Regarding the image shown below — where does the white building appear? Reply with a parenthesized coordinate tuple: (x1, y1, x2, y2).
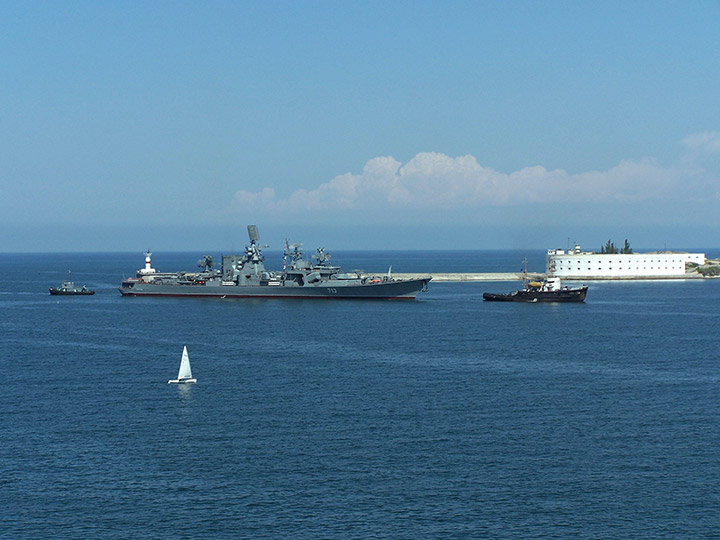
(546, 245, 705, 279)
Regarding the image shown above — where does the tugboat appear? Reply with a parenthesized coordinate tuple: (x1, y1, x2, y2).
(49, 271, 95, 296)
(119, 225, 431, 300)
(483, 259, 587, 303)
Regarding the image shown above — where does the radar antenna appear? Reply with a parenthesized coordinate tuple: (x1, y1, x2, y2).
(313, 247, 331, 266)
(283, 239, 303, 259)
(197, 255, 214, 272)
(283, 239, 303, 273)
(244, 225, 266, 264)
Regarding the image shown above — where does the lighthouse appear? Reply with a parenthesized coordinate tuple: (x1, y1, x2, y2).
(138, 250, 156, 275)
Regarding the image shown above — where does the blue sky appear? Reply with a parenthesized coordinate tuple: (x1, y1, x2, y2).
(2, 1, 719, 251)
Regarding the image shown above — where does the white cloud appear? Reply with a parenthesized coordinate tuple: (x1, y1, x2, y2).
(230, 150, 702, 217)
(682, 131, 720, 154)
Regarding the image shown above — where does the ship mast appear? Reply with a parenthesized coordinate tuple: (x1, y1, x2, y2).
(139, 250, 156, 275)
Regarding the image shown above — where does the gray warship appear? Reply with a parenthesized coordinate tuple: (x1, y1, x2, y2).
(118, 226, 430, 300)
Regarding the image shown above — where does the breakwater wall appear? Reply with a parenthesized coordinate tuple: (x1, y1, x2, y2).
(391, 272, 707, 282)
(392, 273, 543, 282)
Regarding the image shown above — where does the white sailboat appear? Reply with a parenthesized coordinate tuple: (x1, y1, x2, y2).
(168, 346, 197, 384)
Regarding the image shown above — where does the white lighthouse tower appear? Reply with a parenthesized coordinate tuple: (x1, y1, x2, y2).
(138, 250, 156, 275)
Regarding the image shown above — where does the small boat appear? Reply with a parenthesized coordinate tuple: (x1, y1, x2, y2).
(483, 259, 588, 303)
(168, 346, 197, 384)
(49, 271, 95, 296)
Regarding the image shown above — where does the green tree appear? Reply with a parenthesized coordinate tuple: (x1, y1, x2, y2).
(620, 239, 633, 254)
(600, 240, 617, 254)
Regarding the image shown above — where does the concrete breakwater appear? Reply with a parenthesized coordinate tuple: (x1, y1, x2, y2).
(390, 272, 706, 282)
(391, 272, 543, 282)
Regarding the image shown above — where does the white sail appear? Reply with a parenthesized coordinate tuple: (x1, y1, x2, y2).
(169, 345, 196, 384)
(177, 346, 193, 379)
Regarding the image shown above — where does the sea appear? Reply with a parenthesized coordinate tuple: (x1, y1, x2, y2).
(2, 250, 719, 539)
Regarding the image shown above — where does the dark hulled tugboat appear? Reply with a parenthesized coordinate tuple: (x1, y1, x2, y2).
(49, 271, 95, 296)
(483, 259, 587, 303)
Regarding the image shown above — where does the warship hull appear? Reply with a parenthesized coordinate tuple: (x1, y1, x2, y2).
(119, 278, 429, 300)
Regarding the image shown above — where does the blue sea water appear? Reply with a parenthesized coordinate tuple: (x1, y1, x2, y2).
(1, 251, 719, 539)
